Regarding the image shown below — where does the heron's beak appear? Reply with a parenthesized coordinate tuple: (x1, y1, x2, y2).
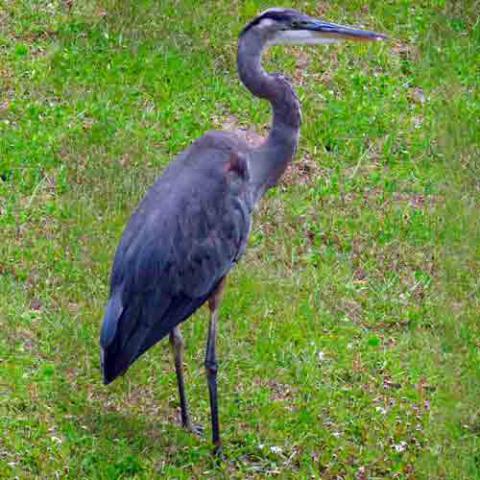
(303, 19, 387, 42)
(273, 19, 387, 46)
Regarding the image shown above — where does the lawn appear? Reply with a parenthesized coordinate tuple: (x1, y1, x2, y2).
(0, 1, 479, 478)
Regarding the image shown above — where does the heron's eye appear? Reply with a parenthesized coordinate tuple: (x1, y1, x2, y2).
(291, 20, 309, 29)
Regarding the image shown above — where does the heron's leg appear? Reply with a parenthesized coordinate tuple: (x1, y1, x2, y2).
(205, 278, 226, 454)
(169, 326, 194, 432)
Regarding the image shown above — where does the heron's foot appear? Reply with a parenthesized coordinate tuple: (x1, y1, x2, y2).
(212, 442, 226, 461)
(185, 422, 204, 437)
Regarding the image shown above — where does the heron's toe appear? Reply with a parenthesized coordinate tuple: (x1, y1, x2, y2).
(187, 423, 204, 437)
(212, 443, 226, 462)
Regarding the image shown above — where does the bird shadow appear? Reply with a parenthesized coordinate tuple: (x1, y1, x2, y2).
(82, 401, 200, 452)
(52, 374, 210, 466)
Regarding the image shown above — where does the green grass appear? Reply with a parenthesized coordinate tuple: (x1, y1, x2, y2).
(1, 1, 479, 478)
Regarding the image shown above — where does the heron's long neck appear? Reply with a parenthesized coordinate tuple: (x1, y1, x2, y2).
(237, 30, 301, 197)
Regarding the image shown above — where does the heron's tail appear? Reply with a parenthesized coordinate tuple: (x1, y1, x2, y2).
(100, 291, 126, 384)
(101, 346, 130, 385)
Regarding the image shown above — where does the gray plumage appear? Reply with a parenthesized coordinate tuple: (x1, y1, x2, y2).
(101, 133, 252, 382)
(99, 7, 385, 451)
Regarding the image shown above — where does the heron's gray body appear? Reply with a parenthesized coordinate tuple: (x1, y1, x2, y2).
(101, 132, 254, 383)
(99, 7, 385, 451)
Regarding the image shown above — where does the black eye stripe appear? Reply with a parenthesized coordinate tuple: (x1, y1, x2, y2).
(241, 9, 298, 34)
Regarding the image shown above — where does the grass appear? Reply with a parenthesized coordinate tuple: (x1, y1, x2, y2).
(0, 0, 479, 478)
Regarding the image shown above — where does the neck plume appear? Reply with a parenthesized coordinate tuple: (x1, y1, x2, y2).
(237, 29, 301, 196)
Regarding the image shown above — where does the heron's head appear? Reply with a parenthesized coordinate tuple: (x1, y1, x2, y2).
(242, 8, 386, 45)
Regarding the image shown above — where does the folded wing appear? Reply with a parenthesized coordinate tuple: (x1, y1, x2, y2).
(100, 134, 252, 384)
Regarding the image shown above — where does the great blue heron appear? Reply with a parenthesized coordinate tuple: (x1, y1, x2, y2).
(100, 8, 386, 453)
